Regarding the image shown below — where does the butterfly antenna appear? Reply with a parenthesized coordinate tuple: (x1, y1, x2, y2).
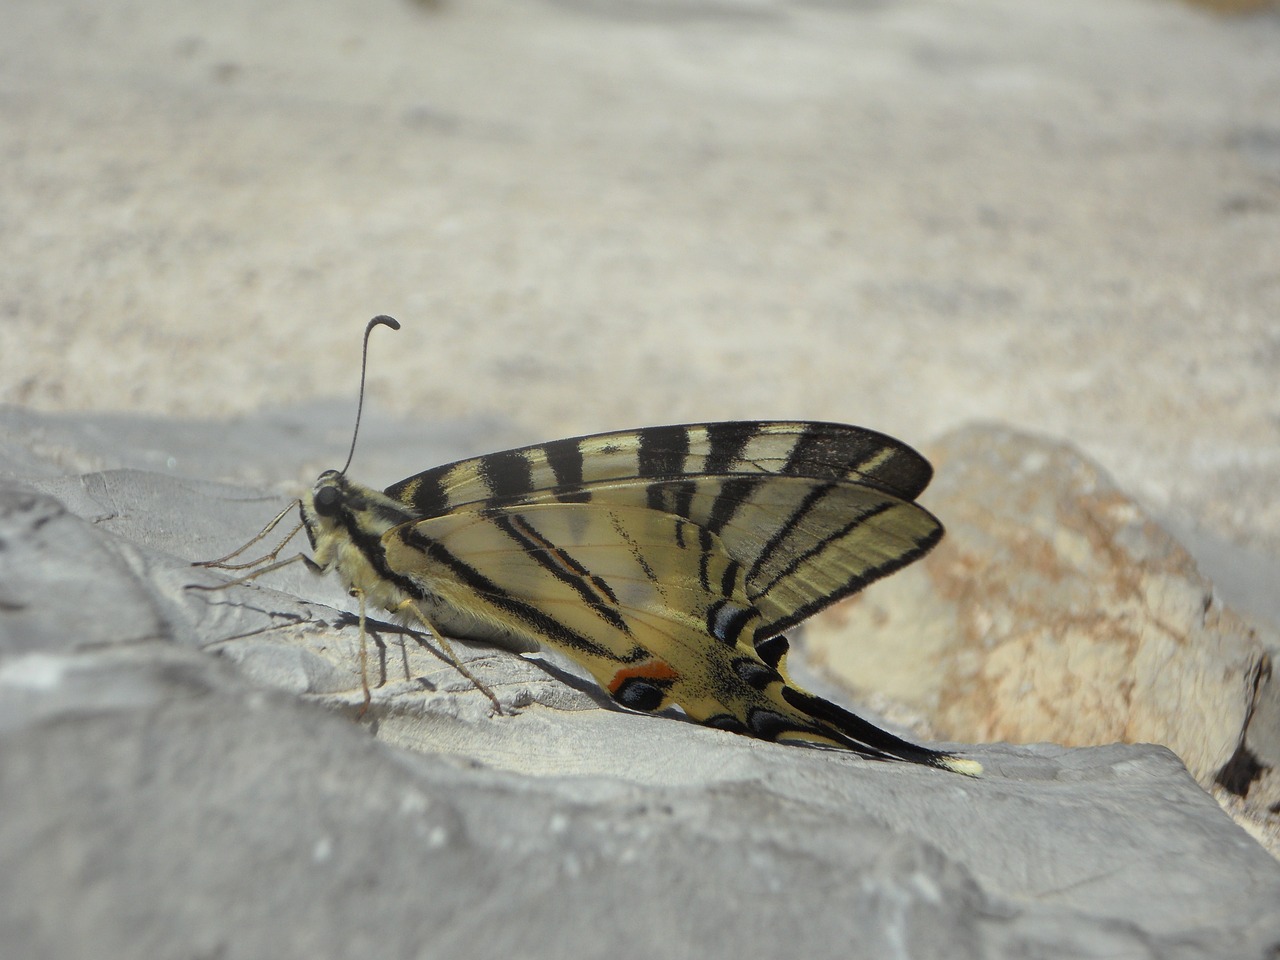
(339, 315, 401, 476)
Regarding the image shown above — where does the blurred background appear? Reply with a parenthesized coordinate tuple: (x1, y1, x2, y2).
(3, 0, 1278, 617)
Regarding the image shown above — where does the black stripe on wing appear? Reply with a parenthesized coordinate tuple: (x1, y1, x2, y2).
(780, 422, 933, 498)
(543, 437, 590, 503)
(754, 500, 899, 598)
(701, 421, 760, 473)
(704, 475, 762, 535)
(397, 526, 645, 664)
(638, 425, 690, 512)
(743, 481, 835, 586)
(755, 519, 943, 641)
(488, 512, 632, 637)
(477, 449, 535, 502)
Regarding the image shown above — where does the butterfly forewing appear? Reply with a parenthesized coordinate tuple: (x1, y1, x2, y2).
(385, 421, 935, 516)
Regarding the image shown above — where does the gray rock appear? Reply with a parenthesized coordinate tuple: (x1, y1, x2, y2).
(2, 408, 1279, 960)
(0, 480, 168, 656)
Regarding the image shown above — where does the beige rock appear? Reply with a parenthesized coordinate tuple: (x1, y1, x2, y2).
(807, 424, 1274, 794)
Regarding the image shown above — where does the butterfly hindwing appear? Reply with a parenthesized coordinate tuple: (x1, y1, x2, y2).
(379, 498, 956, 766)
(616, 473, 942, 640)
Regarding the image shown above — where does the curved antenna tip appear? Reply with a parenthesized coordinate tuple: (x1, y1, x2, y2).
(340, 316, 402, 475)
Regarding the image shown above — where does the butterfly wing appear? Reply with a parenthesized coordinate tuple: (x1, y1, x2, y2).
(386, 421, 934, 512)
(384, 421, 942, 641)
(380, 499, 963, 769)
(628, 473, 941, 641)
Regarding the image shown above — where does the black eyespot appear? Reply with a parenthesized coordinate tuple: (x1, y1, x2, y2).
(313, 485, 342, 517)
(612, 678, 668, 713)
(731, 657, 779, 691)
(702, 714, 749, 735)
(745, 708, 795, 742)
(754, 634, 789, 670)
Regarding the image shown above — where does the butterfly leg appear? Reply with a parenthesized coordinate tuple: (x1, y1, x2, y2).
(193, 501, 305, 570)
(353, 588, 373, 718)
(186, 551, 324, 591)
(392, 600, 504, 716)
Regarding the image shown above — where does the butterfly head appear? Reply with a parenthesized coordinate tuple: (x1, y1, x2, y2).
(310, 470, 345, 518)
(300, 470, 350, 551)
(301, 470, 416, 555)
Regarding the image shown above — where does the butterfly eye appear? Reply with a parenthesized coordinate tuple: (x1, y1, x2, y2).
(313, 486, 342, 517)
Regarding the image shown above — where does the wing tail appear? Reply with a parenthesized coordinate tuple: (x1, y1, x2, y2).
(694, 678, 981, 776)
(774, 684, 982, 776)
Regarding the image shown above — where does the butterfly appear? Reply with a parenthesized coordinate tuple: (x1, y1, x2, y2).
(197, 317, 980, 776)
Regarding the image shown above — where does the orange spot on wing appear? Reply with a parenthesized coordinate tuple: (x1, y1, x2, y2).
(607, 659, 680, 694)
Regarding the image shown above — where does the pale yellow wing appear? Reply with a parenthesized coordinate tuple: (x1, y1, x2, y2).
(384, 422, 942, 642)
(380, 499, 969, 771)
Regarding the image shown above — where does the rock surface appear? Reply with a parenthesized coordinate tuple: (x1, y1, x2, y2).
(4, 0, 1280, 955)
(3, 408, 1280, 960)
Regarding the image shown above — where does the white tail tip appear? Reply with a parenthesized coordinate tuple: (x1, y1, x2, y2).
(941, 756, 984, 777)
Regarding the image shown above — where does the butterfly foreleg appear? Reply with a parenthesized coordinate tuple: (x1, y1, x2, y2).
(351, 588, 376, 718)
(186, 550, 323, 592)
(392, 599, 504, 717)
(194, 501, 305, 570)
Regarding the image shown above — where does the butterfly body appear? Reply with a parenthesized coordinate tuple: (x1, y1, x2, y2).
(296, 421, 980, 776)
